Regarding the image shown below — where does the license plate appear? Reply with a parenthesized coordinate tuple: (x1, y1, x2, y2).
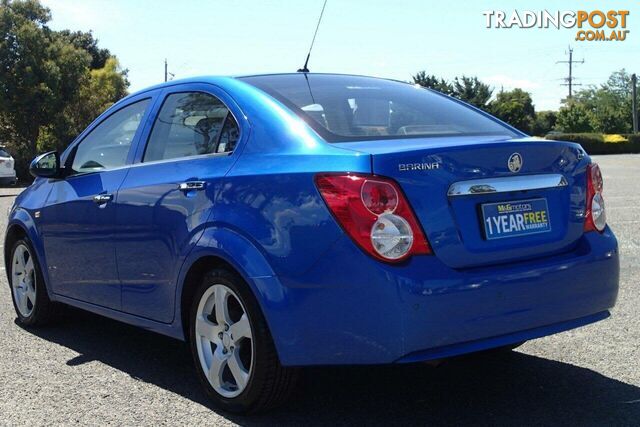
(481, 198, 551, 240)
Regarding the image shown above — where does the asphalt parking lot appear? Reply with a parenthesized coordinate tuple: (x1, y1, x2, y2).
(0, 154, 638, 426)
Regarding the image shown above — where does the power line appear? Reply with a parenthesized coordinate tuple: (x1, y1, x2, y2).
(556, 46, 584, 99)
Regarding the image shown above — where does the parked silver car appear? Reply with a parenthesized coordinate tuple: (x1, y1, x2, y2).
(0, 147, 16, 186)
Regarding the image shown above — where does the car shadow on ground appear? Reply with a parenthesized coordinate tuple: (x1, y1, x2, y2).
(19, 307, 640, 426)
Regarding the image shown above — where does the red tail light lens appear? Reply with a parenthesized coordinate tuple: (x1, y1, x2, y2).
(584, 163, 606, 233)
(361, 179, 398, 214)
(315, 173, 431, 262)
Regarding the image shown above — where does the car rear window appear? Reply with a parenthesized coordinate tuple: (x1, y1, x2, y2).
(0, 148, 10, 157)
(239, 74, 519, 142)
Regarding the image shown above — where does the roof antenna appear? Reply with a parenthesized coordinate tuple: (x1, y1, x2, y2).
(297, 0, 328, 73)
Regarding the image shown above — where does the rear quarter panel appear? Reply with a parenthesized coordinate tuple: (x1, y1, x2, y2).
(208, 78, 371, 278)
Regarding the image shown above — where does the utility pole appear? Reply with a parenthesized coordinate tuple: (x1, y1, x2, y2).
(633, 73, 638, 133)
(557, 47, 584, 99)
(163, 59, 175, 82)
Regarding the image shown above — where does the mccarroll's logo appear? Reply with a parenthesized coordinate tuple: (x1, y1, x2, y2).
(508, 153, 523, 173)
(483, 10, 630, 42)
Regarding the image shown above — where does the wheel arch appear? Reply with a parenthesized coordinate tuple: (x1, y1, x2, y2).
(175, 226, 283, 344)
(5, 211, 52, 298)
(4, 222, 27, 272)
(179, 254, 236, 339)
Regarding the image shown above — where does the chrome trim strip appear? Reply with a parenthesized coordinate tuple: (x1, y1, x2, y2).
(447, 174, 568, 197)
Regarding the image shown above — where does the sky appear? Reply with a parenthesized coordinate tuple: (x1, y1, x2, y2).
(40, 0, 640, 111)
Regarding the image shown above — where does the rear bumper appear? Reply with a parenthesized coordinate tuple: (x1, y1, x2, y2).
(264, 227, 619, 366)
(396, 310, 609, 363)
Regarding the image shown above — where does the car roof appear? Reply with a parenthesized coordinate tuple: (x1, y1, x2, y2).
(122, 73, 411, 100)
(235, 72, 409, 84)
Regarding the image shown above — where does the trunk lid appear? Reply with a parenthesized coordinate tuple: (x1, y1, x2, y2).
(336, 136, 588, 269)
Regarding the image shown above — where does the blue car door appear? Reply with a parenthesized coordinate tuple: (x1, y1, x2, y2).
(115, 84, 247, 322)
(39, 96, 154, 309)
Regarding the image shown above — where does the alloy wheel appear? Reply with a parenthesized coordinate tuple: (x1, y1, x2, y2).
(12, 243, 36, 317)
(195, 284, 254, 398)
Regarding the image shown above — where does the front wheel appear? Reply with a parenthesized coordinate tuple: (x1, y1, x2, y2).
(8, 238, 55, 326)
(189, 268, 298, 413)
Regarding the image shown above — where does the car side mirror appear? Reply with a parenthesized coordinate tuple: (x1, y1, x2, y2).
(29, 151, 61, 178)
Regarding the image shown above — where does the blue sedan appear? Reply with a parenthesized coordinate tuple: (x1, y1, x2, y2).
(5, 73, 618, 413)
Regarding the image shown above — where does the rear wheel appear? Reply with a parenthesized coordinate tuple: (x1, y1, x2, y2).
(8, 239, 55, 326)
(189, 268, 298, 413)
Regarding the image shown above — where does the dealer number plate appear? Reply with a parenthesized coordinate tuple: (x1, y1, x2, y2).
(481, 198, 551, 240)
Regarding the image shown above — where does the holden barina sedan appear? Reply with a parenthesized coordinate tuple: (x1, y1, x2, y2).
(6, 74, 618, 413)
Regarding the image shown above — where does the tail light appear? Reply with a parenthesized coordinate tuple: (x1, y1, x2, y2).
(584, 163, 606, 233)
(315, 173, 431, 262)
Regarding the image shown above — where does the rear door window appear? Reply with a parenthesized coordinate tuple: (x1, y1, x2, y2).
(143, 92, 239, 162)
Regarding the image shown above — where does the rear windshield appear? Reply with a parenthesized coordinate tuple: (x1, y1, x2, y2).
(0, 148, 10, 157)
(240, 74, 519, 142)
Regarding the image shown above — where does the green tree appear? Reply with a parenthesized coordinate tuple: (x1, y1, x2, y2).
(412, 70, 453, 95)
(488, 88, 535, 133)
(569, 69, 633, 133)
(412, 72, 493, 109)
(452, 76, 493, 109)
(0, 0, 129, 178)
(531, 110, 557, 136)
(604, 69, 632, 97)
(0, 0, 90, 176)
(556, 102, 594, 133)
(37, 56, 130, 153)
(59, 29, 112, 69)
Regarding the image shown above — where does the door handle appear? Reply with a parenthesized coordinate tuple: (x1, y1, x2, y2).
(93, 194, 113, 204)
(178, 181, 206, 191)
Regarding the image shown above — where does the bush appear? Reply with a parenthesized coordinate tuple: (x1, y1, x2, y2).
(625, 134, 640, 144)
(545, 133, 640, 154)
(545, 133, 603, 144)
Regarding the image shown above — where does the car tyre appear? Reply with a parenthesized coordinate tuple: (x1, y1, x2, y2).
(189, 268, 298, 413)
(8, 238, 55, 326)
